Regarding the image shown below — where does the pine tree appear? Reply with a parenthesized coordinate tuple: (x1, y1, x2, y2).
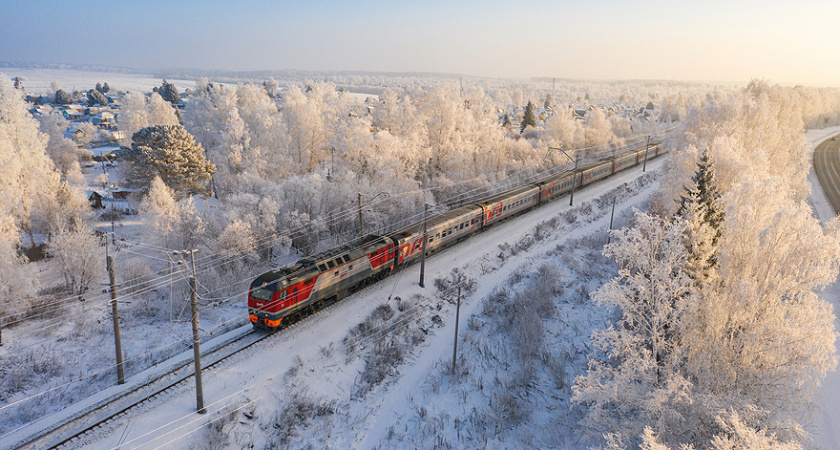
(676, 149, 724, 282)
(125, 125, 216, 198)
(95, 82, 103, 93)
(55, 89, 71, 105)
(520, 100, 536, 132)
(502, 114, 511, 129)
(101, 82, 110, 93)
(87, 89, 108, 106)
(158, 79, 181, 105)
(544, 94, 552, 109)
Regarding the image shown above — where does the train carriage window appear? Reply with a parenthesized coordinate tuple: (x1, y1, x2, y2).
(334, 271, 339, 276)
(292, 287, 298, 300)
(343, 255, 351, 263)
(349, 264, 353, 270)
(436, 233, 440, 240)
(459, 223, 464, 230)
(305, 278, 314, 285)
(327, 260, 336, 269)
(318, 264, 327, 272)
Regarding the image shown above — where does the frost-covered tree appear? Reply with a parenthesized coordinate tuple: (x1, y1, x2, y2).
(139, 176, 179, 248)
(38, 107, 83, 176)
(147, 92, 180, 126)
(584, 108, 614, 148)
(124, 125, 216, 197)
(684, 179, 840, 443)
(74, 122, 99, 147)
(47, 224, 103, 300)
(118, 91, 150, 146)
(0, 74, 59, 247)
(263, 77, 279, 98)
(0, 214, 39, 323)
(574, 212, 696, 446)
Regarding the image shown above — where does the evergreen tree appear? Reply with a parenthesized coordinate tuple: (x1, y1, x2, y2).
(101, 82, 110, 93)
(158, 79, 181, 104)
(13, 77, 23, 90)
(502, 114, 511, 129)
(544, 94, 552, 109)
(95, 82, 103, 93)
(87, 89, 108, 106)
(125, 125, 216, 198)
(676, 149, 724, 282)
(54, 89, 71, 105)
(520, 100, 536, 132)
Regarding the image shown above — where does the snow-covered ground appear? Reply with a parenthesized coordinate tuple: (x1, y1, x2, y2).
(804, 125, 840, 450)
(4, 128, 840, 449)
(1, 155, 665, 449)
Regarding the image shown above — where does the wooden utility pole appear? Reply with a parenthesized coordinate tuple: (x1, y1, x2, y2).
(451, 283, 462, 375)
(107, 241, 125, 384)
(419, 204, 429, 288)
(643, 135, 651, 172)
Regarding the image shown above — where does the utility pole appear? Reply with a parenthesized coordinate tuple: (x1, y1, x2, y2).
(607, 196, 616, 245)
(548, 147, 580, 206)
(107, 241, 125, 385)
(178, 249, 205, 414)
(643, 135, 651, 172)
(358, 192, 364, 236)
(451, 282, 462, 375)
(419, 204, 429, 288)
(570, 153, 580, 206)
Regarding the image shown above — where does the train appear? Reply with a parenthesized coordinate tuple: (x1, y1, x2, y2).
(248, 142, 663, 329)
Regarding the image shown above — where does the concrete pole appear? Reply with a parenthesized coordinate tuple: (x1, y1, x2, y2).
(187, 250, 205, 414)
(419, 204, 429, 288)
(108, 251, 125, 385)
(451, 283, 461, 375)
(570, 154, 580, 206)
(358, 193, 364, 236)
(607, 196, 616, 245)
(643, 135, 651, 172)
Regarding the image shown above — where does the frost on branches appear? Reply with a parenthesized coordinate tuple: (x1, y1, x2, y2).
(577, 82, 840, 449)
(123, 125, 216, 198)
(573, 211, 697, 445)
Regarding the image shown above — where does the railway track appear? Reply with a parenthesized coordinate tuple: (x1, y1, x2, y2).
(814, 134, 840, 215)
(12, 328, 271, 449)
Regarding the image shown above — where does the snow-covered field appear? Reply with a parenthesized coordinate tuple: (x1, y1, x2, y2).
(4, 68, 198, 95)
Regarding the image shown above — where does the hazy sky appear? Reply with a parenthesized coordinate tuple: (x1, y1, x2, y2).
(2, 0, 838, 86)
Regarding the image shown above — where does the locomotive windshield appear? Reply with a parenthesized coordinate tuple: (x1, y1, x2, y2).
(251, 288, 273, 301)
